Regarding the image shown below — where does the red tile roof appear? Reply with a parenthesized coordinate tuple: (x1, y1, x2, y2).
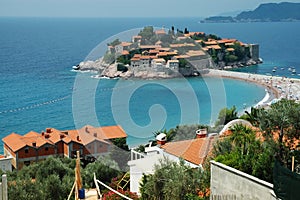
(155, 29, 166, 35)
(161, 136, 217, 165)
(3, 133, 26, 152)
(3, 125, 127, 153)
(139, 45, 161, 49)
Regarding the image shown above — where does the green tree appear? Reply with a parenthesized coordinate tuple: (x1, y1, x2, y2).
(83, 160, 120, 188)
(233, 42, 245, 61)
(140, 158, 206, 200)
(108, 39, 121, 47)
(213, 124, 275, 183)
(260, 99, 300, 164)
(138, 26, 155, 43)
(215, 106, 238, 126)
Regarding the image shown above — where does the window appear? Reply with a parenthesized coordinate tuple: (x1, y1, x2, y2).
(45, 147, 49, 151)
(25, 148, 29, 154)
(98, 144, 102, 148)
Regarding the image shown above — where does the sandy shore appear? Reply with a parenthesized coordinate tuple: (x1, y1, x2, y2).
(202, 69, 300, 108)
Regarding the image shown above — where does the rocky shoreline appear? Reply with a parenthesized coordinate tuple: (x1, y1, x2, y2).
(76, 57, 262, 80)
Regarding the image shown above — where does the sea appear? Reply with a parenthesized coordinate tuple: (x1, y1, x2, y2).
(0, 17, 300, 150)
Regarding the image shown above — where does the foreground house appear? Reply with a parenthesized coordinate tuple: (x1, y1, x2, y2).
(2, 125, 127, 170)
(128, 129, 217, 195)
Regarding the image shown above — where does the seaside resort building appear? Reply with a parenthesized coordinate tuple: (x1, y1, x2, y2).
(2, 125, 127, 170)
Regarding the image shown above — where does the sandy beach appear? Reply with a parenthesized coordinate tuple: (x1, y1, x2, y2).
(202, 69, 300, 108)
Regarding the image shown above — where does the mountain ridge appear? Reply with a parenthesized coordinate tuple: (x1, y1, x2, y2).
(202, 2, 300, 23)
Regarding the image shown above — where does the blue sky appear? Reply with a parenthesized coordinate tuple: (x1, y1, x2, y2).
(1, 0, 300, 18)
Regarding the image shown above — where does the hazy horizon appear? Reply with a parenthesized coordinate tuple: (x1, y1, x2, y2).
(1, 0, 300, 18)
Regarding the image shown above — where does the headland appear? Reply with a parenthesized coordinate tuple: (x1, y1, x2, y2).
(75, 26, 262, 79)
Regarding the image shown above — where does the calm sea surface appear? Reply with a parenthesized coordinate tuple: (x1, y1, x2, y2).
(0, 17, 299, 149)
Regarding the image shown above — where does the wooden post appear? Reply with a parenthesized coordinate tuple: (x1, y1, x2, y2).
(2, 175, 7, 200)
(292, 156, 295, 172)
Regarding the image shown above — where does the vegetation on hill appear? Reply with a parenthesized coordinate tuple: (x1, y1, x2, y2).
(2, 155, 135, 200)
(236, 2, 300, 22)
(203, 2, 300, 23)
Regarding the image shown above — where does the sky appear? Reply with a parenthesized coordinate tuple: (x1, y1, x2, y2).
(1, 0, 300, 18)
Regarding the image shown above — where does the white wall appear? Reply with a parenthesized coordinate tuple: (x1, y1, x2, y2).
(210, 161, 277, 200)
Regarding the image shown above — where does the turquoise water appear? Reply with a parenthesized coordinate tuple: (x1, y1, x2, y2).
(0, 18, 299, 149)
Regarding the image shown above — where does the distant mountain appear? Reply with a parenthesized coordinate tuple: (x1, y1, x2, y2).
(236, 2, 300, 22)
(201, 2, 300, 23)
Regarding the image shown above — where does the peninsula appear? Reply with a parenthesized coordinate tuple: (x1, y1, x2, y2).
(76, 26, 261, 79)
(202, 2, 300, 23)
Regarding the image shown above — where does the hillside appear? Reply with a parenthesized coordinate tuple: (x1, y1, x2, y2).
(236, 2, 300, 22)
(202, 2, 300, 23)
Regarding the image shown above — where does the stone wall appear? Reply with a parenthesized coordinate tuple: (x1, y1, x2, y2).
(210, 161, 278, 200)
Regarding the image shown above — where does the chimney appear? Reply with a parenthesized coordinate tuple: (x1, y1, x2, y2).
(45, 134, 50, 139)
(196, 128, 207, 138)
(77, 136, 80, 141)
(93, 133, 97, 137)
(41, 131, 45, 136)
(32, 142, 36, 147)
(46, 128, 51, 133)
(156, 133, 167, 145)
(85, 127, 89, 133)
(60, 134, 65, 139)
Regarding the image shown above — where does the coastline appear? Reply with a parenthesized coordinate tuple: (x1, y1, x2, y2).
(201, 69, 300, 108)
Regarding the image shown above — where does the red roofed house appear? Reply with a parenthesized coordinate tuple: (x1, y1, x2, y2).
(128, 129, 217, 195)
(2, 125, 127, 170)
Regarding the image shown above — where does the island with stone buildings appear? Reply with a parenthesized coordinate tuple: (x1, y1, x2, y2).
(76, 26, 261, 79)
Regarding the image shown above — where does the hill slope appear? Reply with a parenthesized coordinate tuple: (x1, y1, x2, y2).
(236, 2, 300, 21)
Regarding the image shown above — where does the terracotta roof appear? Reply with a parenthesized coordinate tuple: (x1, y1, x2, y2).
(158, 47, 171, 52)
(149, 49, 159, 54)
(204, 41, 218, 45)
(22, 131, 54, 147)
(2, 131, 55, 152)
(66, 127, 110, 146)
(121, 42, 132, 47)
(139, 45, 161, 49)
(122, 50, 129, 55)
(157, 52, 177, 57)
(225, 42, 235, 46)
(217, 39, 237, 44)
(195, 40, 203, 43)
(153, 58, 166, 63)
(81, 125, 127, 140)
(207, 45, 221, 50)
(133, 54, 141, 58)
(167, 60, 179, 63)
(155, 29, 166, 35)
(131, 57, 140, 61)
(44, 128, 71, 144)
(226, 48, 235, 52)
(161, 136, 217, 165)
(174, 55, 190, 59)
(133, 35, 142, 39)
(177, 36, 188, 40)
(186, 50, 206, 57)
(3, 125, 127, 153)
(3, 133, 26, 152)
(170, 43, 195, 48)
